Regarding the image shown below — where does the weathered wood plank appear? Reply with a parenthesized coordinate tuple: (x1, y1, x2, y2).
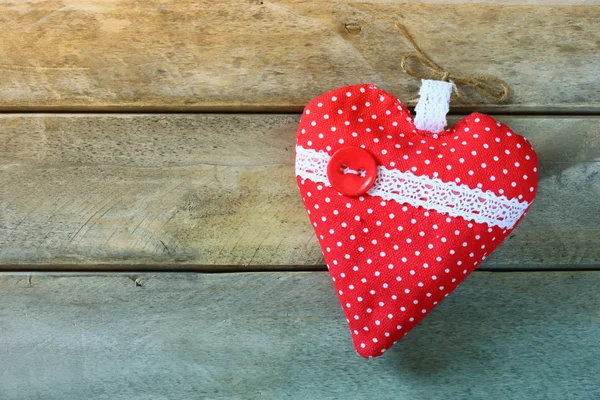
(0, 271, 598, 399)
(1, 114, 599, 270)
(0, 1, 598, 112)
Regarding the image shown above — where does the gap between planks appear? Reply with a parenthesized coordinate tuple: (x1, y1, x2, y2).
(1, 108, 600, 116)
(0, 264, 598, 273)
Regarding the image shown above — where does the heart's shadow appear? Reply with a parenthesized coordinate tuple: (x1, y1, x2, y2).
(380, 272, 588, 380)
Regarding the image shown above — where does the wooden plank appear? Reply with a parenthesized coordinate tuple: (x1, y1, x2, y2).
(0, 1, 598, 112)
(1, 114, 599, 270)
(0, 271, 598, 399)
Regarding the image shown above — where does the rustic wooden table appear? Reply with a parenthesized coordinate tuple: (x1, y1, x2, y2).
(1, 1, 599, 399)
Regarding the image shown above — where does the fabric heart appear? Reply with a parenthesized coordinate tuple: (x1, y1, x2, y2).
(295, 83, 538, 358)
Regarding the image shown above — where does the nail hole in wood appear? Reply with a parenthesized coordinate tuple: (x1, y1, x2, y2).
(344, 22, 362, 35)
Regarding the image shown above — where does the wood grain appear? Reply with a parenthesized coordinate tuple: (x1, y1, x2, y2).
(0, 1, 598, 112)
(0, 271, 598, 399)
(1, 114, 599, 270)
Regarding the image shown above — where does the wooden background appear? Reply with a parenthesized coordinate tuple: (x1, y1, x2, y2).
(0, 1, 599, 399)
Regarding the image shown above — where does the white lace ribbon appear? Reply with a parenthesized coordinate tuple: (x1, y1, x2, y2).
(296, 146, 529, 229)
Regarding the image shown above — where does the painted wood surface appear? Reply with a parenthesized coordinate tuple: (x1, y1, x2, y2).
(0, 1, 598, 112)
(0, 271, 598, 399)
(1, 114, 598, 270)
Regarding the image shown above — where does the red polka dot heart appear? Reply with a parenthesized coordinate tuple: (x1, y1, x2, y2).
(295, 83, 538, 358)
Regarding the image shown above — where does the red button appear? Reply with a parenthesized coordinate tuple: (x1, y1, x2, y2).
(327, 147, 378, 197)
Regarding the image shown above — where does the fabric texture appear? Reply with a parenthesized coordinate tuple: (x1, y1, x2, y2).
(295, 83, 538, 358)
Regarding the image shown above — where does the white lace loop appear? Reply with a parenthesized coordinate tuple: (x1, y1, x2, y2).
(414, 80, 453, 133)
(296, 146, 529, 229)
